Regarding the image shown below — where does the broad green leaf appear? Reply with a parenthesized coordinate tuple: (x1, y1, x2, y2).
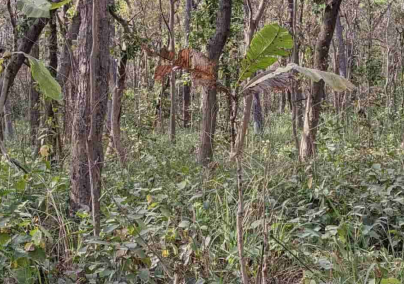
(24, 54, 62, 101)
(242, 63, 356, 94)
(0, 233, 11, 246)
(30, 228, 42, 246)
(17, 0, 51, 18)
(50, 0, 71, 10)
(240, 24, 293, 81)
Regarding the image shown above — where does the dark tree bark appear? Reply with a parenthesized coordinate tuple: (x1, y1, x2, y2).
(198, 0, 232, 165)
(169, 0, 176, 143)
(252, 92, 263, 134)
(70, 0, 110, 214)
(58, 7, 81, 145)
(57, 5, 81, 89)
(183, 0, 192, 128)
(111, 52, 128, 165)
(45, 11, 60, 161)
(300, 0, 343, 160)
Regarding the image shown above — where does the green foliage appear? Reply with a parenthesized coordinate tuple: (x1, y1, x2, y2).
(17, 0, 71, 18)
(24, 53, 62, 102)
(239, 24, 293, 82)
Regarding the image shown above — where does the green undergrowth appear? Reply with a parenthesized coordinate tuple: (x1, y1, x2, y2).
(1, 110, 404, 283)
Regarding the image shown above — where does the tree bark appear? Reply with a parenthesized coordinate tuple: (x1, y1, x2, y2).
(183, 0, 192, 128)
(70, 0, 110, 215)
(45, 10, 60, 161)
(299, 0, 342, 161)
(198, 0, 232, 165)
(253, 92, 263, 134)
(335, 15, 347, 113)
(169, 0, 176, 143)
(111, 52, 128, 165)
(59, 4, 81, 145)
(29, 43, 40, 147)
(3, 99, 13, 140)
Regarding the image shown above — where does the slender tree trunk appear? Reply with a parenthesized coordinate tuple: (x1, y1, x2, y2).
(58, 7, 81, 145)
(198, 0, 232, 165)
(335, 15, 347, 113)
(183, 0, 192, 128)
(45, 10, 60, 161)
(299, 0, 342, 161)
(253, 92, 263, 134)
(111, 52, 128, 165)
(30, 43, 40, 147)
(169, 0, 176, 143)
(3, 99, 13, 140)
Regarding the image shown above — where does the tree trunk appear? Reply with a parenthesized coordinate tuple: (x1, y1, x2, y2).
(45, 10, 60, 161)
(70, 0, 110, 215)
(58, 6, 81, 146)
(3, 99, 13, 140)
(299, 0, 342, 161)
(169, 0, 176, 143)
(111, 52, 128, 165)
(198, 0, 232, 165)
(29, 43, 40, 147)
(335, 15, 347, 113)
(253, 92, 263, 134)
(183, 0, 192, 128)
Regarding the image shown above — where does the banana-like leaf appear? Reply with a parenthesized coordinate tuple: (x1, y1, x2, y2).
(24, 54, 62, 101)
(17, 0, 52, 18)
(242, 63, 356, 95)
(239, 24, 293, 81)
(17, 0, 71, 18)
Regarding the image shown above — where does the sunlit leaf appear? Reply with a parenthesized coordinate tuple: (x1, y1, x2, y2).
(240, 24, 293, 81)
(24, 54, 62, 101)
(50, 0, 71, 10)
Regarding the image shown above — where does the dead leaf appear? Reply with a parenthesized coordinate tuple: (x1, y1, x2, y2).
(154, 65, 173, 81)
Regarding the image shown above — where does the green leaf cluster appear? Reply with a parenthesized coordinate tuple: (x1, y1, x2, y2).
(239, 24, 293, 81)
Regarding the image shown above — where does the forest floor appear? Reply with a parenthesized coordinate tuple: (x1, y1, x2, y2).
(1, 111, 404, 283)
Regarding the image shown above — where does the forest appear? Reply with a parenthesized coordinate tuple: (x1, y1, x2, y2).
(0, 0, 404, 283)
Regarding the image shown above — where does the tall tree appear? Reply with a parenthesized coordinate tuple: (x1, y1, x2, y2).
(198, 0, 232, 165)
(29, 44, 40, 147)
(169, 0, 176, 143)
(70, 0, 110, 217)
(299, 0, 343, 160)
(183, 0, 192, 128)
(45, 10, 60, 161)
